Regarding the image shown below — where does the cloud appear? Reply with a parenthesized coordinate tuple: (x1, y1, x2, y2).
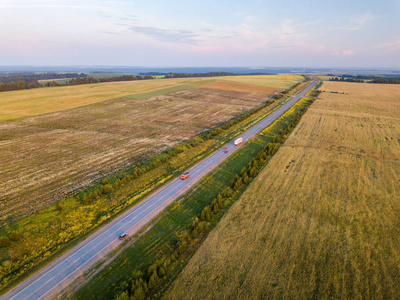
(342, 50, 355, 56)
(331, 50, 355, 56)
(129, 25, 200, 45)
(118, 14, 138, 22)
(99, 31, 125, 36)
(0, 2, 101, 10)
(270, 45, 294, 49)
(276, 19, 315, 42)
(334, 12, 376, 31)
(349, 13, 376, 30)
(375, 36, 400, 52)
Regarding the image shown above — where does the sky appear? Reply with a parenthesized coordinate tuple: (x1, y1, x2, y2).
(1, 0, 400, 68)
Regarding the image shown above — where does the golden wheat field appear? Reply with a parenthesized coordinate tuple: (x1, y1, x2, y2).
(164, 82, 400, 299)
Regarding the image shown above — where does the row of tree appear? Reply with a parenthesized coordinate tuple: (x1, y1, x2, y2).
(370, 77, 400, 84)
(0, 72, 89, 91)
(329, 75, 400, 84)
(163, 72, 234, 78)
(0, 81, 40, 92)
(0, 72, 86, 83)
(329, 76, 364, 82)
(0, 73, 155, 92)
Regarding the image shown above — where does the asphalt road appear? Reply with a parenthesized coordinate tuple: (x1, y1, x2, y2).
(3, 78, 317, 300)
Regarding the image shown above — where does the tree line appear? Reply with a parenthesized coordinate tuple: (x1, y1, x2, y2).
(0, 74, 155, 92)
(0, 72, 86, 83)
(329, 76, 364, 82)
(0, 81, 40, 92)
(0, 72, 88, 92)
(46, 75, 155, 86)
(163, 72, 273, 79)
(163, 72, 234, 78)
(329, 75, 400, 84)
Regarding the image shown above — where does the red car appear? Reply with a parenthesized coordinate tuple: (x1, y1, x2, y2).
(180, 172, 190, 180)
(118, 233, 128, 240)
(223, 146, 228, 153)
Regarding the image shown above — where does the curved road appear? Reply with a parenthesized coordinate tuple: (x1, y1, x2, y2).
(3, 78, 317, 300)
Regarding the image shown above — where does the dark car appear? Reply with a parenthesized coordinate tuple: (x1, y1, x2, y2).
(180, 172, 190, 180)
(118, 233, 128, 240)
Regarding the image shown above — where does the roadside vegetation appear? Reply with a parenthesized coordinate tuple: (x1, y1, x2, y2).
(0, 76, 307, 293)
(164, 81, 400, 299)
(73, 81, 318, 300)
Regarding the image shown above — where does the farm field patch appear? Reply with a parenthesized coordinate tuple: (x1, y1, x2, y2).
(316, 75, 334, 81)
(219, 74, 304, 89)
(165, 81, 400, 299)
(201, 80, 279, 94)
(38, 78, 73, 85)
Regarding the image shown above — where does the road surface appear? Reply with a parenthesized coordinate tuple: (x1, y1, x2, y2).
(3, 78, 317, 300)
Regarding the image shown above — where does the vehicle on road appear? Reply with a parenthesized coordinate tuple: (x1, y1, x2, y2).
(223, 146, 228, 153)
(180, 172, 190, 180)
(118, 233, 128, 240)
(234, 137, 243, 146)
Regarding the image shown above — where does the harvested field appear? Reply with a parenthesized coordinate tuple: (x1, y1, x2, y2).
(201, 80, 279, 94)
(165, 82, 400, 299)
(0, 86, 272, 220)
(220, 74, 305, 89)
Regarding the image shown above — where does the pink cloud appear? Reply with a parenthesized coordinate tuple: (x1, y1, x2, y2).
(331, 50, 355, 56)
(342, 50, 355, 56)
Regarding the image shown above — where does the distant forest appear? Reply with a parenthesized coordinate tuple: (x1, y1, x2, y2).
(0, 72, 86, 83)
(47, 75, 154, 86)
(164, 72, 235, 78)
(163, 72, 271, 78)
(0, 73, 154, 92)
(329, 75, 400, 84)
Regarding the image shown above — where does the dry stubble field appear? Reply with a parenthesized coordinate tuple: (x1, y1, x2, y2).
(0, 75, 303, 221)
(165, 82, 400, 299)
